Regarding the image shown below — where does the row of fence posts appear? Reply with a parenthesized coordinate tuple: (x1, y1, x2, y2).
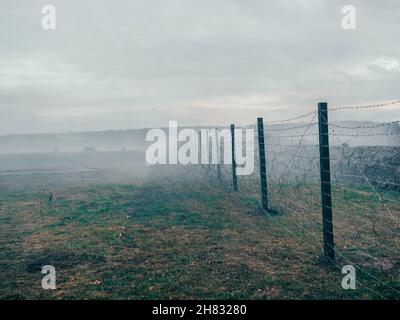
(204, 102, 335, 263)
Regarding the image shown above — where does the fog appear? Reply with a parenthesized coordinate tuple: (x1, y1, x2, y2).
(0, 1, 399, 184)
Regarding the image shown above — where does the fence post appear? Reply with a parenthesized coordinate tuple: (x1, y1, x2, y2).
(257, 118, 268, 211)
(216, 128, 222, 180)
(230, 124, 238, 191)
(318, 102, 335, 262)
(199, 130, 202, 165)
(208, 140, 211, 171)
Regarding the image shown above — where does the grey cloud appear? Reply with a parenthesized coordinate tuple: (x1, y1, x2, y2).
(0, 0, 399, 134)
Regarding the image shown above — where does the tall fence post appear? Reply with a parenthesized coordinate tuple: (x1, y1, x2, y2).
(318, 102, 335, 262)
(216, 128, 222, 180)
(230, 124, 238, 191)
(257, 118, 268, 211)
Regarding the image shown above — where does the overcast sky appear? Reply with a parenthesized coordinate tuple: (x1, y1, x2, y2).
(0, 0, 399, 134)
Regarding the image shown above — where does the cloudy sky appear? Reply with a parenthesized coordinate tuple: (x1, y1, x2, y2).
(0, 0, 399, 134)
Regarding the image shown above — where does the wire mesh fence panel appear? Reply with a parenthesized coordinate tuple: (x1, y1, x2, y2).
(224, 100, 399, 298)
(159, 100, 400, 299)
(325, 104, 400, 298)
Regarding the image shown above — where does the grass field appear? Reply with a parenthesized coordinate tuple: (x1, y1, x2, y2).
(0, 166, 399, 300)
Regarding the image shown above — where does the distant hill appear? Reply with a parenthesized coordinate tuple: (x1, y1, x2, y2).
(0, 121, 398, 154)
(0, 129, 148, 154)
(264, 120, 400, 147)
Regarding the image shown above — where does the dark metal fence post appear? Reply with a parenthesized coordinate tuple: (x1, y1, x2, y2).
(318, 102, 335, 262)
(257, 118, 268, 211)
(230, 124, 238, 191)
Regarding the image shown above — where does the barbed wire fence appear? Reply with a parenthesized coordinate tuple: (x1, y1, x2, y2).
(199, 99, 400, 299)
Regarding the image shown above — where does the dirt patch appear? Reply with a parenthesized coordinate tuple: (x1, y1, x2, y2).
(338, 250, 396, 271)
(360, 257, 395, 271)
(25, 249, 106, 273)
